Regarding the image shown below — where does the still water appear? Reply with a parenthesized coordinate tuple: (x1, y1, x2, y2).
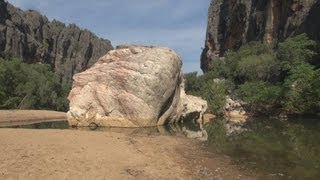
(205, 117, 320, 179)
(1, 117, 319, 179)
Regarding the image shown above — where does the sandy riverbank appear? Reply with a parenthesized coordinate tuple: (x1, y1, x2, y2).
(0, 110, 66, 126)
(0, 128, 255, 179)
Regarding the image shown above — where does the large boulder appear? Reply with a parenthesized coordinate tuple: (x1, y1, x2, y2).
(67, 45, 189, 127)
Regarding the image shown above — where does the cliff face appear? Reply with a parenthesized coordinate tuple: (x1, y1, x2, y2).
(201, 0, 320, 72)
(0, 0, 113, 84)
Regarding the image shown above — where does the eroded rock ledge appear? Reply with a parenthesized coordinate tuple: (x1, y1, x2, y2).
(67, 45, 207, 127)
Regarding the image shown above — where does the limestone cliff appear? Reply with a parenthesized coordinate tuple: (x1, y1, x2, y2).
(0, 0, 113, 84)
(201, 0, 320, 72)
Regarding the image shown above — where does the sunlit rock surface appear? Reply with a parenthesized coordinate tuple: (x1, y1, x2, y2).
(180, 94, 208, 124)
(67, 45, 207, 127)
(224, 96, 248, 121)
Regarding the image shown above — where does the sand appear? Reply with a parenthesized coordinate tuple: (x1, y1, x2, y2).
(0, 110, 256, 179)
(0, 128, 256, 180)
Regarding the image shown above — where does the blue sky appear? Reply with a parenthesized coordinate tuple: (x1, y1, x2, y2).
(7, 0, 210, 73)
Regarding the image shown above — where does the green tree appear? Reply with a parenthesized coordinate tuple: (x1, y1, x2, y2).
(184, 71, 229, 114)
(202, 80, 227, 114)
(0, 58, 70, 111)
(277, 33, 317, 72)
(236, 53, 279, 82)
(237, 81, 282, 113)
(184, 72, 203, 95)
(283, 63, 320, 114)
(210, 42, 276, 83)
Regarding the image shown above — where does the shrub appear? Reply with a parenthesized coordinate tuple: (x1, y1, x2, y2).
(210, 42, 277, 84)
(277, 33, 317, 72)
(283, 63, 320, 114)
(0, 58, 70, 111)
(184, 72, 204, 96)
(237, 81, 282, 113)
(184, 72, 229, 114)
(202, 80, 227, 114)
(236, 53, 279, 82)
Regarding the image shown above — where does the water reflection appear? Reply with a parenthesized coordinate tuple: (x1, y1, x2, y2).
(0, 120, 69, 129)
(0, 120, 206, 139)
(74, 122, 207, 140)
(205, 117, 320, 179)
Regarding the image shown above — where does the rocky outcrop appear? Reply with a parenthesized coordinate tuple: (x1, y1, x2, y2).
(224, 96, 248, 121)
(180, 94, 208, 124)
(201, 0, 320, 72)
(203, 114, 216, 124)
(68, 45, 205, 127)
(0, 0, 113, 84)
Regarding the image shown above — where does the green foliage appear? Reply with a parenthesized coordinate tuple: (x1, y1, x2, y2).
(0, 58, 70, 111)
(277, 33, 317, 72)
(203, 80, 227, 114)
(236, 53, 279, 82)
(184, 72, 229, 114)
(237, 81, 282, 106)
(184, 72, 203, 95)
(283, 63, 320, 114)
(188, 34, 319, 115)
(210, 42, 278, 83)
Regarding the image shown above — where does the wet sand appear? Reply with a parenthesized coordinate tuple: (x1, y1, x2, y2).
(0, 110, 66, 126)
(0, 128, 255, 179)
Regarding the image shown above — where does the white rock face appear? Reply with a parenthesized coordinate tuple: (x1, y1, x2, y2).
(180, 94, 208, 124)
(224, 96, 248, 121)
(67, 45, 206, 127)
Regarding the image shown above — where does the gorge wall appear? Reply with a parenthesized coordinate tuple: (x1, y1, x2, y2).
(201, 0, 320, 72)
(0, 0, 113, 84)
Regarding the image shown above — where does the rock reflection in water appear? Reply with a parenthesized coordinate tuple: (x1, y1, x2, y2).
(2, 119, 210, 141)
(75, 122, 208, 141)
(224, 119, 248, 135)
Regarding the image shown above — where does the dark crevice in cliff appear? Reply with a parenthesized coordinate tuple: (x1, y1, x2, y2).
(225, 3, 247, 50)
(305, 1, 320, 42)
(217, 1, 229, 55)
(246, 0, 268, 42)
(84, 42, 93, 70)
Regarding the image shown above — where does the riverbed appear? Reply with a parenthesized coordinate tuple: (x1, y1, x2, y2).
(1, 114, 319, 179)
(0, 127, 254, 179)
